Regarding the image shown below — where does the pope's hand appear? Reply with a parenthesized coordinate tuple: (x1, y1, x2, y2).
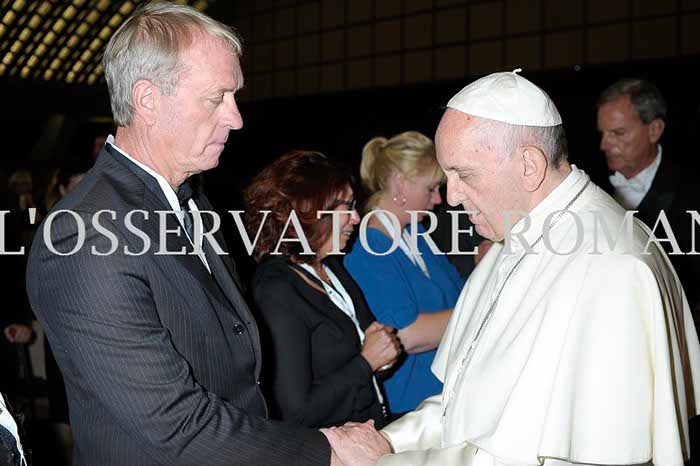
(321, 420, 391, 466)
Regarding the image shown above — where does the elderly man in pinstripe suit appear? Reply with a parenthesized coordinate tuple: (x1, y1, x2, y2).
(26, 3, 345, 465)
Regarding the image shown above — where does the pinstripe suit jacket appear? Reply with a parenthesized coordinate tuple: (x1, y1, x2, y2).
(26, 146, 330, 465)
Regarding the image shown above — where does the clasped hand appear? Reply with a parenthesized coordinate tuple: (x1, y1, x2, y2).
(361, 322, 402, 371)
(321, 419, 392, 466)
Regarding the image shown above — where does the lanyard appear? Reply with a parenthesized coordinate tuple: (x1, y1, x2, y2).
(374, 210, 431, 279)
(298, 263, 385, 405)
(299, 263, 362, 341)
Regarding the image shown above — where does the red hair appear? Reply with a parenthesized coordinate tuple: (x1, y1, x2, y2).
(243, 151, 354, 263)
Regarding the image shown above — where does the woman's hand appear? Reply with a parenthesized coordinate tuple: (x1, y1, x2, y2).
(361, 322, 402, 371)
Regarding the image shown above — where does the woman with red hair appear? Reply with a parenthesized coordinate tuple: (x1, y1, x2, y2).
(244, 151, 401, 429)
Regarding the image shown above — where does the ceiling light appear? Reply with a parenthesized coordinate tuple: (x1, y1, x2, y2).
(3, 10, 16, 25)
(62, 5, 77, 20)
(43, 68, 53, 80)
(96, 0, 110, 11)
(2, 52, 14, 65)
(52, 18, 66, 33)
(42, 31, 56, 45)
(37, 3, 50, 16)
(98, 26, 111, 40)
(108, 13, 122, 28)
(28, 14, 40, 29)
(119, 2, 134, 15)
(18, 27, 30, 41)
(85, 10, 99, 24)
(76, 23, 88, 36)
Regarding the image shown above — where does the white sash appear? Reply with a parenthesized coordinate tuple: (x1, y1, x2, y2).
(374, 210, 431, 279)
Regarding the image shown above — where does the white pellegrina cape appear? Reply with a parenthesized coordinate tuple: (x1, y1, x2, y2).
(381, 167, 700, 466)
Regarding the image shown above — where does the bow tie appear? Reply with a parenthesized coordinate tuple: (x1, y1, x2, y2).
(609, 172, 646, 194)
(176, 182, 193, 206)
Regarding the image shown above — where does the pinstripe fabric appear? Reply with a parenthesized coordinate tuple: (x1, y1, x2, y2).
(26, 148, 330, 466)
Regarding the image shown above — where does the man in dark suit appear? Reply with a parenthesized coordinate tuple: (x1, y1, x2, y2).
(26, 3, 338, 465)
(597, 78, 700, 312)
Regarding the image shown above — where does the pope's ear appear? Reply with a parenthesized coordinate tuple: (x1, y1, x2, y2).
(520, 146, 547, 192)
(131, 79, 158, 126)
(648, 118, 665, 145)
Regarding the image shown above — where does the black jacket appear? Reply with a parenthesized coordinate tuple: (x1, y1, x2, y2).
(252, 255, 386, 429)
(602, 152, 700, 308)
(26, 146, 330, 466)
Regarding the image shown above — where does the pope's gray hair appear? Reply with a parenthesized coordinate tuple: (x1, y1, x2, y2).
(471, 118, 569, 169)
(103, 1, 243, 127)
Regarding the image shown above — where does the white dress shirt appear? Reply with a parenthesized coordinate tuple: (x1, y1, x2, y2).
(609, 144, 662, 210)
(106, 135, 210, 273)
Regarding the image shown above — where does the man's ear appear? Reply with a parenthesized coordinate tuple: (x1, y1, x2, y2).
(648, 118, 665, 145)
(132, 79, 158, 126)
(520, 146, 547, 192)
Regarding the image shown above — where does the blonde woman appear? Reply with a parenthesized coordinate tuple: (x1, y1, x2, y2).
(345, 131, 463, 417)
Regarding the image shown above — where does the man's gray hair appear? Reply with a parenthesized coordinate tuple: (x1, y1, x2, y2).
(471, 118, 569, 169)
(597, 78, 667, 124)
(103, 1, 243, 127)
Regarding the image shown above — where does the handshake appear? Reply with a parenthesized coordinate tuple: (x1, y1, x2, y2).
(321, 419, 392, 466)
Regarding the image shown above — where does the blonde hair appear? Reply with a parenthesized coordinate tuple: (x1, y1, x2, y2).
(103, 1, 243, 126)
(360, 131, 444, 211)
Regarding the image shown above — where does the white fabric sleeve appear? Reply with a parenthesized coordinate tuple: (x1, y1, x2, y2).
(380, 394, 443, 453)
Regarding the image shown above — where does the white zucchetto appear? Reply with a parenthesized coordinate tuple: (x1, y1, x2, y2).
(447, 69, 562, 127)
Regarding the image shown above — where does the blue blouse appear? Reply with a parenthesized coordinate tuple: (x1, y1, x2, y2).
(344, 224, 464, 413)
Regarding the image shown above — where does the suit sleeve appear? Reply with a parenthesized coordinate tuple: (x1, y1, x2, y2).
(26, 212, 330, 466)
(254, 276, 374, 427)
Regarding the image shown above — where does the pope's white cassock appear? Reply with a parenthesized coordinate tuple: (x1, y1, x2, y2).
(380, 166, 700, 466)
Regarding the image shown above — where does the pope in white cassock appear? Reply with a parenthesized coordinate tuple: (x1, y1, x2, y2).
(323, 70, 700, 466)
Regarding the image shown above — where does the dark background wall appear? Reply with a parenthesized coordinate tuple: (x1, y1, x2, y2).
(0, 0, 699, 277)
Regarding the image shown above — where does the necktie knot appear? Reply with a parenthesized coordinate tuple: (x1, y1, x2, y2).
(176, 182, 193, 207)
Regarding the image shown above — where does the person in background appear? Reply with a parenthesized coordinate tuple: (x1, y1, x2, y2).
(245, 151, 401, 429)
(597, 78, 700, 314)
(345, 131, 463, 417)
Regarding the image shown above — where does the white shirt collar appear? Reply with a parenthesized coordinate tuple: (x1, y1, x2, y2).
(105, 134, 182, 215)
(608, 145, 662, 210)
(105, 135, 210, 272)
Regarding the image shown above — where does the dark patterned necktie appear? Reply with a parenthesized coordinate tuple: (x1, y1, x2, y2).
(176, 182, 194, 239)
